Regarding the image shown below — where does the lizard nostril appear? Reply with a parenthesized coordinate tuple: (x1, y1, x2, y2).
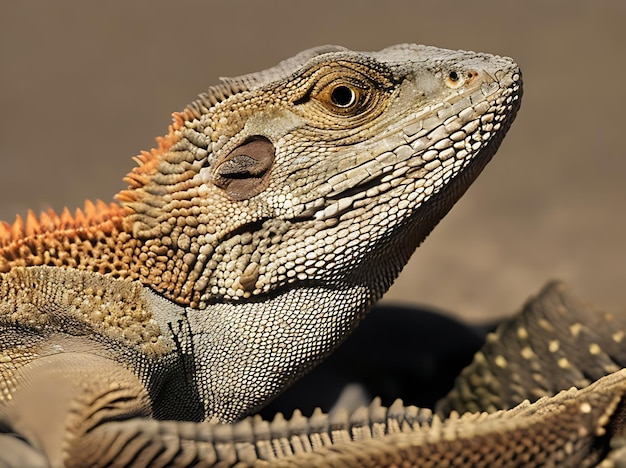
(445, 69, 479, 89)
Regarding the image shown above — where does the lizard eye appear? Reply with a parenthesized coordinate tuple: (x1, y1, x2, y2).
(330, 85, 358, 108)
(292, 63, 394, 126)
(316, 80, 368, 115)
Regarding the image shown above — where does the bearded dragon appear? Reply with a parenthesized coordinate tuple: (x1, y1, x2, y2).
(3, 44, 620, 467)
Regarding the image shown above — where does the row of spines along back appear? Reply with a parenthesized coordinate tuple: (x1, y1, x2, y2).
(0, 200, 128, 247)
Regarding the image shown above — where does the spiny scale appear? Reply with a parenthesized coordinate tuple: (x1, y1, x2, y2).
(117, 111, 190, 196)
(0, 106, 189, 250)
(0, 200, 128, 248)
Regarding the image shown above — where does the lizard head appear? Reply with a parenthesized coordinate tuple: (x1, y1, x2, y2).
(117, 45, 522, 309)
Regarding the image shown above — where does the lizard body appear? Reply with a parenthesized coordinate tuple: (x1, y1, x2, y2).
(4, 44, 622, 466)
(0, 43, 521, 421)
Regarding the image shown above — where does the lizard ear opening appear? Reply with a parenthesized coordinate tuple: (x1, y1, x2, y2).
(213, 136, 275, 201)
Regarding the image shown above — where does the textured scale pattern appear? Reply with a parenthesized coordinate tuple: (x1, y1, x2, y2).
(0, 201, 133, 276)
(437, 282, 626, 416)
(0, 44, 524, 427)
(0, 267, 168, 356)
(18, 45, 626, 468)
(58, 283, 626, 467)
(0, 45, 522, 310)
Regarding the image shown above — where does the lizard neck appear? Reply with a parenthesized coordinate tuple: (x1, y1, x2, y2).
(0, 200, 214, 308)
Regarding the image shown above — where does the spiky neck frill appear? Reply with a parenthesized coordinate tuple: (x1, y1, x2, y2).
(0, 200, 140, 277)
(0, 111, 196, 292)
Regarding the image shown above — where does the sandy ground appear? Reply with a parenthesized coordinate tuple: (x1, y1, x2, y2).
(1, 1, 624, 322)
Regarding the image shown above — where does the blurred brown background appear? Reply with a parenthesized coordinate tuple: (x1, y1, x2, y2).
(0, 1, 624, 322)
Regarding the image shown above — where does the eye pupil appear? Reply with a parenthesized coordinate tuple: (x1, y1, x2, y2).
(330, 85, 356, 107)
(449, 71, 459, 82)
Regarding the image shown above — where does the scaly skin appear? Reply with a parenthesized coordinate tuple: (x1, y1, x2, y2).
(0, 45, 521, 309)
(0, 44, 543, 466)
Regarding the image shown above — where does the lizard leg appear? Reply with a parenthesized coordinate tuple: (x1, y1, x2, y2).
(0, 352, 151, 468)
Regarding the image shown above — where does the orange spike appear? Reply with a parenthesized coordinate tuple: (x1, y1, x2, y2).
(60, 207, 74, 229)
(25, 210, 39, 237)
(155, 130, 180, 153)
(74, 207, 86, 226)
(118, 202, 130, 212)
(11, 215, 24, 240)
(96, 200, 113, 223)
(155, 136, 167, 150)
(84, 199, 97, 221)
(139, 150, 154, 164)
(130, 151, 153, 169)
(124, 173, 150, 188)
(180, 107, 197, 123)
(172, 111, 185, 128)
(39, 210, 55, 232)
(96, 199, 109, 215)
(121, 127, 183, 195)
(115, 190, 136, 204)
(46, 208, 61, 227)
(122, 177, 138, 189)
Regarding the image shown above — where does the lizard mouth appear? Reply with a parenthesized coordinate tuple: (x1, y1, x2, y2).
(309, 173, 388, 222)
